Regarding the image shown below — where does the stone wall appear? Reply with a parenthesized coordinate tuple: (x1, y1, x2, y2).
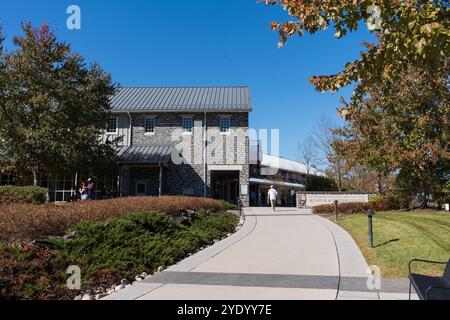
(129, 167, 160, 196)
(297, 192, 373, 208)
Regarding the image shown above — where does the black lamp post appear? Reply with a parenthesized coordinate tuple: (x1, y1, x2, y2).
(367, 208, 374, 248)
(334, 200, 339, 221)
(238, 198, 242, 217)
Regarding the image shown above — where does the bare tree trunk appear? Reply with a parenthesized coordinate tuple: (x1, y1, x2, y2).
(377, 174, 383, 195)
(306, 167, 310, 191)
(335, 163, 343, 192)
(338, 169, 342, 191)
(420, 181, 428, 208)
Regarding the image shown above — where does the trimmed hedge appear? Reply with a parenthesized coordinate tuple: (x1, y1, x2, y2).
(312, 195, 401, 215)
(0, 186, 48, 205)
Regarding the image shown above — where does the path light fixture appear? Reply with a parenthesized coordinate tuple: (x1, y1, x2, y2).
(334, 200, 339, 221)
(367, 208, 374, 248)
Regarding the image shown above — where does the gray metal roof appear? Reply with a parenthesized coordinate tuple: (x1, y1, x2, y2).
(110, 87, 252, 112)
(117, 144, 175, 164)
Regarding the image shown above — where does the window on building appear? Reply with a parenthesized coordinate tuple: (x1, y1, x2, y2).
(145, 116, 155, 134)
(106, 117, 118, 134)
(136, 182, 147, 196)
(182, 117, 193, 133)
(0, 175, 14, 186)
(220, 116, 230, 133)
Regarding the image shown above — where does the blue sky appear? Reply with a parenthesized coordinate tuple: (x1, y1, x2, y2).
(1, 0, 373, 160)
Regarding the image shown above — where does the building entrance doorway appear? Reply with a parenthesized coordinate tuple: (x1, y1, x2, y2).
(211, 171, 239, 205)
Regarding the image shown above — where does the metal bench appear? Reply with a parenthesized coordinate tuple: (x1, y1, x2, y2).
(408, 259, 450, 300)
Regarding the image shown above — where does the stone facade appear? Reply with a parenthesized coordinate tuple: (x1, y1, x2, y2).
(108, 112, 250, 206)
(129, 167, 160, 196)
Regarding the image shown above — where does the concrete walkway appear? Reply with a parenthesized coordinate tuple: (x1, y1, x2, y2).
(104, 207, 417, 300)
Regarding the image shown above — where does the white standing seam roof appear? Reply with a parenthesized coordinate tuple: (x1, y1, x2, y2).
(249, 178, 305, 190)
(260, 154, 326, 177)
(110, 87, 252, 112)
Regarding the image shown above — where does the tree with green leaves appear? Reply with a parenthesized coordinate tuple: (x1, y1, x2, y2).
(0, 23, 118, 185)
(262, 1, 449, 206)
(334, 62, 449, 207)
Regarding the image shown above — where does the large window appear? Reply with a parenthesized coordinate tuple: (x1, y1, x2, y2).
(106, 117, 118, 134)
(220, 116, 231, 133)
(41, 175, 119, 202)
(135, 182, 147, 196)
(145, 116, 155, 134)
(182, 116, 193, 133)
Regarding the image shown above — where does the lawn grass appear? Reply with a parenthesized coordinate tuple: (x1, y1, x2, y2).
(329, 210, 450, 277)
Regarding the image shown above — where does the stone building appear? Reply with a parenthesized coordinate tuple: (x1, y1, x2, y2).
(103, 87, 252, 205)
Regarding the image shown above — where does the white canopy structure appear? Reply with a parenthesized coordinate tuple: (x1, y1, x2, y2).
(249, 177, 305, 190)
(259, 154, 326, 178)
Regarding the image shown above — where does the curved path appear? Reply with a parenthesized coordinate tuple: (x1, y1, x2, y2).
(105, 207, 414, 300)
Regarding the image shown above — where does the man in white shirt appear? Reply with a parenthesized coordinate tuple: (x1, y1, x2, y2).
(268, 185, 278, 212)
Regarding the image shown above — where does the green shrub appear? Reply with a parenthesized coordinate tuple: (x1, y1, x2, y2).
(369, 195, 385, 204)
(369, 195, 401, 211)
(1, 210, 238, 300)
(219, 200, 238, 210)
(0, 186, 48, 204)
(52, 211, 238, 283)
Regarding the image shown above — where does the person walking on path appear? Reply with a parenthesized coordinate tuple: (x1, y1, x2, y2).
(268, 185, 278, 212)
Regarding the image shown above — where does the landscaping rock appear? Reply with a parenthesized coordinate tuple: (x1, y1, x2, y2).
(173, 209, 200, 226)
(63, 231, 79, 241)
(74, 295, 83, 301)
(120, 278, 129, 285)
(94, 286, 105, 294)
(31, 239, 56, 249)
(81, 293, 93, 300)
(115, 284, 125, 291)
(157, 266, 164, 273)
(95, 293, 108, 300)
